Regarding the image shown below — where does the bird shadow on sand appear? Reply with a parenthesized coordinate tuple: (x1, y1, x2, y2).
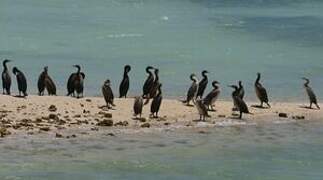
(12, 95, 27, 98)
(251, 105, 269, 109)
(299, 105, 320, 110)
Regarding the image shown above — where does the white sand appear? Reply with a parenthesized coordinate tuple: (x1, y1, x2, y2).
(0, 95, 322, 138)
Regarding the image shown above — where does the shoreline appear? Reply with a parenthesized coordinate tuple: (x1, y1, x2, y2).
(0, 95, 322, 138)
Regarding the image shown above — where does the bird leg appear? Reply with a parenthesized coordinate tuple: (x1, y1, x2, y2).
(316, 103, 320, 110)
(239, 112, 242, 119)
(266, 102, 271, 108)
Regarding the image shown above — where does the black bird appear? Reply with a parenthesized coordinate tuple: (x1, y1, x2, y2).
(195, 98, 210, 121)
(133, 96, 144, 118)
(12, 67, 27, 97)
(2, 59, 12, 95)
(238, 81, 245, 100)
(37, 66, 47, 96)
(229, 85, 250, 119)
(182, 74, 198, 106)
(119, 65, 131, 98)
(302, 77, 320, 109)
(203, 81, 221, 111)
(196, 70, 208, 98)
(255, 73, 270, 108)
(142, 66, 155, 98)
(43, 66, 56, 95)
(233, 81, 245, 111)
(150, 83, 163, 118)
(44, 74, 57, 96)
(145, 68, 160, 105)
(67, 65, 85, 98)
(102, 79, 115, 109)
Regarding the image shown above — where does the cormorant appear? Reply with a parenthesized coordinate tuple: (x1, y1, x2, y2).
(12, 67, 27, 97)
(133, 96, 144, 118)
(203, 81, 220, 111)
(196, 70, 208, 98)
(238, 80, 244, 100)
(2, 59, 12, 95)
(119, 65, 131, 98)
(302, 77, 320, 109)
(195, 98, 210, 121)
(182, 74, 198, 106)
(67, 65, 85, 98)
(142, 66, 155, 98)
(102, 79, 115, 109)
(150, 83, 163, 118)
(145, 68, 160, 105)
(43, 67, 56, 95)
(229, 85, 250, 119)
(255, 73, 270, 108)
(37, 66, 47, 96)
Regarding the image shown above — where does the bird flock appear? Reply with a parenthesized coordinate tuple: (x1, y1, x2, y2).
(1, 59, 320, 121)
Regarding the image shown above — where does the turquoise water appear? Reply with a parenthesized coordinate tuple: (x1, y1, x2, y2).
(1, 0, 323, 100)
(1, 122, 323, 179)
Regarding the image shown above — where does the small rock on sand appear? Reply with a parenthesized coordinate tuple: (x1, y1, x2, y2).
(0, 127, 11, 137)
(55, 133, 63, 138)
(114, 121, 129, 126)
(278, 113, 288, 118)
(292, 115, 305, 120)
(40, 127, 50, 131)
(97, 119, 114, 126)
(48, 105, 57, 112)
(141, 123, 150, 128)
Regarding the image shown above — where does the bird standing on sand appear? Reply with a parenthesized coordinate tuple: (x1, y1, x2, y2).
(238, 81, 244, 100)
(12, 67, 28, 97)
(302, 77, 320, 109)
(133, 96, 144, 118)
(255, 73, 270, 108)
(2, 59, 12, 95)
(195, 98, 210, 121)
(119, 65, 131, 98)
(145, 68, 160, 105)
(102, 79, 115, 109)
(142, 66, 155, 98)
(151, 83, 163, 118)
(196, 70, 208, 98)
(182, 74, 199, 106)
(38, 66, 56, 96)
(67, 65, 85, 98)
(203, 81, 221, 111)
(229, 85, 251, 119)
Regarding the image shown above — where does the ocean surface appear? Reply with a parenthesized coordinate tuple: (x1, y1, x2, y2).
(1, 0, 323, 100)
(1, 122, 323, 180)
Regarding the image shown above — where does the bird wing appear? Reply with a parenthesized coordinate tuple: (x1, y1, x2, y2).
(256, 84, 269, 102)
(306, 87, 318, 104)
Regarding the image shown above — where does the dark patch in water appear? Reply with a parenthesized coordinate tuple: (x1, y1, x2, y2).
(115, 147, 126, 151)
(173, 139, 189, 144)
(153, 143, 167, 148)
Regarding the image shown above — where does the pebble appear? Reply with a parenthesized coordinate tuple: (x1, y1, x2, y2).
(141, 123, 150, 128)
(97, 119, 114, 126)
(0, 127, 11, 137)
(278, 113, 288, 118)
(55, 133, 63, 138)
(40, 127, 50, 131)
(48, 105, 57, 112)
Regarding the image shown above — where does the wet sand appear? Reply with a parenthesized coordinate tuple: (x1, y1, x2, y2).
(0, 95, 322, 138)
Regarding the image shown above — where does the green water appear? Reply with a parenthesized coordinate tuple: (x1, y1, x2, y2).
(1, 0, 323, 100)
(0, 122, 323, 179)
(1, 1, 323, 179)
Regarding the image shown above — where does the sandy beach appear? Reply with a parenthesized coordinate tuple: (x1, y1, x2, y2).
(0, 94, 321, 138)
